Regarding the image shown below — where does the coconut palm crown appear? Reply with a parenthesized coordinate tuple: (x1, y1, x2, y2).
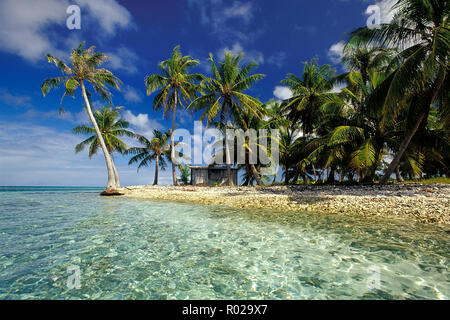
(73, 106, 135, 157)
(187, 51, 266, 185)
(144, 45, 204, 186)
(127, 129, 172, 185)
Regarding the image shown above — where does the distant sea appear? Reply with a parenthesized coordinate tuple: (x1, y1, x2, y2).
(0, 186, 103, 192)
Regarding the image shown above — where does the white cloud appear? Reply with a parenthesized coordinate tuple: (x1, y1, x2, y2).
(273, 86, 293, 101)
(122, 85, 143, 103)
(0, 0, 68, 62)
(217, 42, 244, 57)
(224, 1, 253, 23)
(217, 42, 264, 64)
(329, 82, 347, 93)
(106, 47, 139, 74)
(22, 108, 89, 124)
(327, 41, 346, 64)
(75, 0, 134, 35)
(0, 89, 32, 108)
(123, 110, 151, 129)
(0, 0, 134, 63)
(122, 110, 164, 138)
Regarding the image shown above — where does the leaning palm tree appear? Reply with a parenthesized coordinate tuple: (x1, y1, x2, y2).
(73, 106, 135, 187)
(144, 46, 204, 186)
(188, 52, 266, 185)
(349, 0, 449, 183)
(127, 129, 172, 185)
(41, 42, 122, 193)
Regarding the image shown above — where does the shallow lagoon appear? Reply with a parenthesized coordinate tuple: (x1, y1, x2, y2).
(0, 187, 448, 299)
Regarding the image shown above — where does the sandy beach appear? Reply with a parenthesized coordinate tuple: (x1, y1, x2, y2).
(120, 184, 450, 226)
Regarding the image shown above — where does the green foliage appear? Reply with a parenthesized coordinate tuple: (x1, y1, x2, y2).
(41, 41, 122, 111)
(73, 106, 135, 157)
(178, 165, 191, 185)
(188, 51, 265, 127)
(145, 45, 204, 117)
(281, 58, 335, 135)
(127, 129, 172, 172)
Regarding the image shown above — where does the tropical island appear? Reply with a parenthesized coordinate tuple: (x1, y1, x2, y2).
(39, 0, 449, 226)
(0, 0, 449, 301)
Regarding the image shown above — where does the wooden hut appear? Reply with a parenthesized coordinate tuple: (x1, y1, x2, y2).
(189, 165, 239, 186)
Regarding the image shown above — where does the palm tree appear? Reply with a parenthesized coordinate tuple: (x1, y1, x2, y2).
(349, 0, 449, 183)
(127, 129, 171, 185)
(231, 103, 268, 185)
(278, 59, 336, 183)
(262, 100, 289, 184)
(41, 42, 122, 193)
(342, 46, 393, 86)
(281, 58, 335, 136)
(73, 106, 135, 187)
(278, 126, 305, 184)
(144, 46, 204, 186)
(321, 50, 393, 182)
(188, 52, 266, 185)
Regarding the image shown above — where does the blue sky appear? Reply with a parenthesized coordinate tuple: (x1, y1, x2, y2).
(0, 0, 391, 186)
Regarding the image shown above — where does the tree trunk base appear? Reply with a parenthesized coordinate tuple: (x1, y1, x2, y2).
(100, 188, 124, 196)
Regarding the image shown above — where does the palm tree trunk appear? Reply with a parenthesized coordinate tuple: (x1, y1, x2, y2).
(395, 165, 404, 183)
(153, 154, 159, 185)
(80, 81, 117, 190)
(312, 164, 317, 183)
(380, 75, 445, 184)
(224, 104, 233, 186)
(171, 93, 179, 186)
(380, 111, 425, 184)
(112, 158, 120, 187)
(243, 145, 251, 186)
(250, 164, 263, 185)
(327, 166, 336, 184)
(246, 136, 262, 185)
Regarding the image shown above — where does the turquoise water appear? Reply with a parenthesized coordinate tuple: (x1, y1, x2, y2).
(0, 187, 448, 300)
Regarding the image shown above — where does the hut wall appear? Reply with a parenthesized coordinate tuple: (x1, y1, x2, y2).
(191, 168, 238, 186)
(191, 168, 208, 185)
